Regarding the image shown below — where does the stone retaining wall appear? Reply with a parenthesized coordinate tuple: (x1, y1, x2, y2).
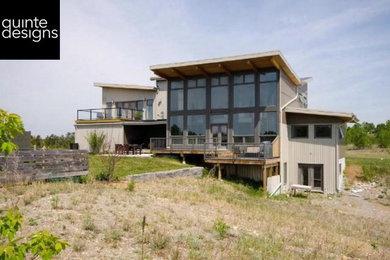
(126, 167, 203, 182)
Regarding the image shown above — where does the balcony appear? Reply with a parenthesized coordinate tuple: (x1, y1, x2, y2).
(150, 136, 280, 163)
(76, 108, 145, 122)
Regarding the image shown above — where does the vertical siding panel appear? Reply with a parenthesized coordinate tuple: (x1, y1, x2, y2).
(287, 124, 337, 193)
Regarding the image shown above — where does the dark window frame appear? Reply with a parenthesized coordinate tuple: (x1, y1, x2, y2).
(291, 125, 309, 138)
(314, 125, 332, 139)
(298, 164, 324, 191)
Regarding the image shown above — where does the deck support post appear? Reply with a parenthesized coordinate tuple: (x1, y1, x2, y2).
(262, 166, 267, 196)
(181, 153, 186, 164)
(217, 163, 222, 180)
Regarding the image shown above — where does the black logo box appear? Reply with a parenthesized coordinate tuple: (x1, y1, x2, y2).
(0, 1, 60, 60)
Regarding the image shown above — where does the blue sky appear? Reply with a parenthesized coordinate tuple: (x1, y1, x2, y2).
(0, 0, 389, 136)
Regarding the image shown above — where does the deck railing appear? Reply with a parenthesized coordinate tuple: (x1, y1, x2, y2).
(150, 136, 206, 151)
(150, 137, 276, 160)
(77, 108, 144, 121)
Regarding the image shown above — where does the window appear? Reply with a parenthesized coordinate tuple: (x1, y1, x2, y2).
(188, 88, 206, 110)
(211, 87, 228, 109)
(259, 71, 278, 107)
(211, 75, 228, 86)
(146, 99, 153, 120)
(291, 125, 308, 138)
(233, 72, 255, 108)
(260, 71, 277, 82)
(298, 164, 323, 191)
(260, 82, 277, 106)
(187, 77, 206, 110)
(315, 125, 332, 138)
(170, 115, 183, 135)
(233, 113, 254, 143)
(211, 75, 228, 109)
(136, 100, 143, 110)
(260, 112, 277, 141)
(170, 80, 183, 111)
(210, 114, 228, 124)
(187, 115, 206, 136)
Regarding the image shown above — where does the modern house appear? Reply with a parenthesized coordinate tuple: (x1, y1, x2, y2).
(74, 50, 356, 194)
(74, 82, 167, 151)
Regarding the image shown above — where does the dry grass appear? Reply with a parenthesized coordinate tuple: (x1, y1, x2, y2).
(0, 177, 389, 259)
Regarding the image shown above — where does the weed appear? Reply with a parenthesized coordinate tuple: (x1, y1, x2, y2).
(28, 218, 38, 226)
(82, 216, 96, 231)
(127, 180, 135, 192)
(186, 234, 201, 250)
(271, 193, 289, 200)
(371, 242, 377, 249)
(104, 229, 122, 242)
(51, 196, 60, 209)
(213, 217, 230, 239)
(150, 231, 171, 250)
(72, 237, 86, 252)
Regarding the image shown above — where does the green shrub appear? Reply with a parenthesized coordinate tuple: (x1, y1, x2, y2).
(213, 217, 230, 239)
(95, 171, 109, 181)
(127, 180, 135, 191)
(0, 207, 68, 259)
(0, 109, 24, 156)
(72, 175, 88, 183)
(86, 131, 106, 154)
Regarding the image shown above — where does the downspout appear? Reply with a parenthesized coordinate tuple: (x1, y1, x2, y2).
(280, 81, 299, 191)
(281, 86, 299, 110)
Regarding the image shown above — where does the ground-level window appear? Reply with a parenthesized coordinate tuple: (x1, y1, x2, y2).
(291, 125, 308, 138)
(298, 164, 323, 191)
(315, 125, 332, 138)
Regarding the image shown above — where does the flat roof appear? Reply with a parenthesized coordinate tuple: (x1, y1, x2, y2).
(285, 107, 357, 122)
(94, 82, 156, 91)
(150, 50, 302, 86)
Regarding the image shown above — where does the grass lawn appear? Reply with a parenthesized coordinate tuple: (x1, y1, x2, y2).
(346, 148, 390, 185)
(89, 155, 193, 179)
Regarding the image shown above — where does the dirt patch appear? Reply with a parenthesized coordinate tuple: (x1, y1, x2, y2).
(0, 179, 389, 259)
(345, 165, 363, 182)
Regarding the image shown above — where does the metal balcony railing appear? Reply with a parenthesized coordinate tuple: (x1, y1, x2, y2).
(77, 108, 144, 121)
(150, 137, 275, 160)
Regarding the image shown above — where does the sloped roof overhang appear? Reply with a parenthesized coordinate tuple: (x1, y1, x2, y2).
(150, 50, 302, 86)
(285, 107, 358, 123)
(94, 82, 157, 91)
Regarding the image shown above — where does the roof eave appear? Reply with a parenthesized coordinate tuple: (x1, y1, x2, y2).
(150, 51, 302, 86)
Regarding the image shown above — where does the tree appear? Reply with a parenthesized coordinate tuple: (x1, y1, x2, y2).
(361, 122, 376, 134)
(376, 120, 390, 148)
(346, 123, 373, 149)
(0, 109, 24, 156)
